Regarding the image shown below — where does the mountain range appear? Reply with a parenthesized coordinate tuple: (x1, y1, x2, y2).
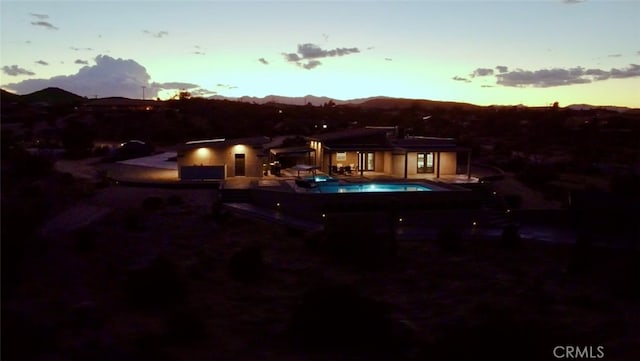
(1, 87, 637, 113)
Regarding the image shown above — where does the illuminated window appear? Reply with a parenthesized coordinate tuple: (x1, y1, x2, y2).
(417, 152, 434, 173)
(336, 152, 347, 161)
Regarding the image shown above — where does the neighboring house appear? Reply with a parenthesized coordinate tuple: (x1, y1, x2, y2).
(178, 127, 471, 181)
(178, 136, 270, 180)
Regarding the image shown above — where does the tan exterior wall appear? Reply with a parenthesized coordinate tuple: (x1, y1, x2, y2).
(180, 144, 264, 178)
(383, 152, 393, 173)
(439, 152, 457, 175)
(391, 154, 405, 177)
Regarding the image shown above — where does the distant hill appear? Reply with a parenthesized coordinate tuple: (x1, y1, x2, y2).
(354, 97, 481, 110)
(566, 104, 634, 113)
(3, 86, 638, 112)
(209, 94, 352, 106)
(208, 94, 481, 110)
(21, 87, 84, 106)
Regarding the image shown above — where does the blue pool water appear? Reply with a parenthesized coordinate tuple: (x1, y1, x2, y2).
(315, 182, 432, 193)
(302, 174, 338, 182)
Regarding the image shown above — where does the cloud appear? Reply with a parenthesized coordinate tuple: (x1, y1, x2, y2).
(282, 43, 360, 69)
(608, 54, 622, 58)
(75, 59, 89, 65)
(143, 30, 168, 38)
(190, 88, 217, 98)
(193, 51, 205, 55)
(70, 46, 94, 51)
(495, 64, 640, 87)
(563, 0, 586, 4)
(151, 82, 200, 90)
(495, 66, 509, 73)
(216, 83, 237, 90)
(2, 55, 160, 98)
(29, 13, 49, 20)
(385, 58, 393, 61)
(35, 60, 49, 66)
(471, 68, 494, 77)
(3, 65, 35, 76)
(302, 60, 322, 70)
(452, 76, 471, 83)
(258, 58, 269, 65)
(31, 21, 58, 30)
(297, 43, 360, 59)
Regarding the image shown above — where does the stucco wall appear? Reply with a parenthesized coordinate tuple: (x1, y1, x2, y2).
(180, 145, 264, 178)
(391, 154, 405, 177)
(439, 152, 457, 175)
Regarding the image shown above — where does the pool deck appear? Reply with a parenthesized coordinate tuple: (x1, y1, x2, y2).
(92, 157, 628, 247)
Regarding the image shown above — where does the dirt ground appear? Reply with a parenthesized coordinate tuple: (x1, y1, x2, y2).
(3, 175, 639, 360)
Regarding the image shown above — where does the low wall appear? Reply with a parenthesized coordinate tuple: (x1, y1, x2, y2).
(180, 165, 226, 180)
(248, 187, 486, 223)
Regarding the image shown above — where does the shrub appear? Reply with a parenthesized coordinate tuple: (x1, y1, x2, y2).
(228, 245, 264, 282)
(163, 309, 207, 344)
(501, 223, 522, 249)
(289, 284, 395, 356)
(123, 254, 187, 308)
(166, 194, 184, 206)
(72, 227, 98, 253)
(123, 207, 144, 231)
(142, 196, 164, 211)
(503, 193, 523, 209)
(436, 225, 463, 253)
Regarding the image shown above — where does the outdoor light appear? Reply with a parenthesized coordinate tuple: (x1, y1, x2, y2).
(196, 147, 210, 157)
(492, 191, 497, 195)
(506, 209, 511, 213)
(472, 221, 477, 226)
(276, 202, 281, 207)
(322, 213, 326, 218)
(398, 218, 403, 223)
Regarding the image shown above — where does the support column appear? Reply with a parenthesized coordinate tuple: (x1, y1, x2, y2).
(404, 151, 408, 179)
(436, 152, 441, 179)
(328, 151, 333, 175)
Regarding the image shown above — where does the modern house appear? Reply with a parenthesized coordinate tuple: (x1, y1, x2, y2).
(177, 127, 471, 181)
(308, 127, 471, 180)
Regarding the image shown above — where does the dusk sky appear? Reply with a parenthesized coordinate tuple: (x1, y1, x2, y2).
(1, 0, 639, 107)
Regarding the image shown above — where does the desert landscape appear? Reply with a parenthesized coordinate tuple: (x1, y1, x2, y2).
(2, 159, 639, 360)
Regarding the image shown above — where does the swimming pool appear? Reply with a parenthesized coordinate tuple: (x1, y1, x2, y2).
(314, 182, 432, 193)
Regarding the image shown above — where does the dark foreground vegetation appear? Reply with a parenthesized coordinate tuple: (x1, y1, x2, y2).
(2, 174, 639, 360)
(2, 88, 639, 360)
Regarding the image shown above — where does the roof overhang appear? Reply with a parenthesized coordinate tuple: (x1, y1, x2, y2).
(270, 146, 315, 156)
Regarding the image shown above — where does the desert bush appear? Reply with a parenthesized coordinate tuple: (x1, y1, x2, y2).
(289, 284, 395, 356)
(123, 207, 144, 231)
(503, 193, 523, 209)
(142, 196, 164, 211)
(436, 225, 463, 253)
(500, 223, 522, 249)
(72, 227, 98, 253)
(228, 245, 264, 282)
(163, 308, 208, 344)
(166, 194, 184, 206)
(423, 312, 562, 360)
(323, 212, 397, 267)
(123, 254, 187, 308)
